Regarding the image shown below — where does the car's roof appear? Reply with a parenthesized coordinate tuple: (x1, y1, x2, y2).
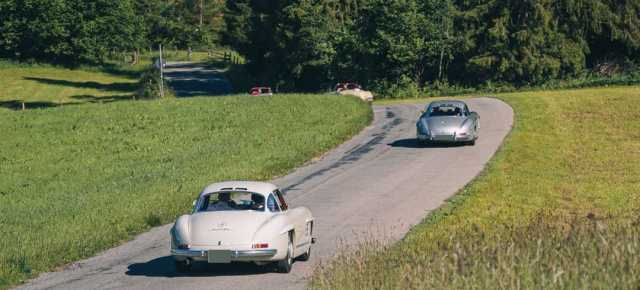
(428, 100, 467, 107)
(200, 181, 277, 195)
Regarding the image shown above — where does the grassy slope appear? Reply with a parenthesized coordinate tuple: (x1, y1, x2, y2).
(311, 86, 640, 288)
(0, 94, 372, 289)
(0, 62, 141, 111)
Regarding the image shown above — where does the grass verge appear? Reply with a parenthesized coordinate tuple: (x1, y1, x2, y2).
(310, 86, 640, 288)
(0, 94, 372, 289)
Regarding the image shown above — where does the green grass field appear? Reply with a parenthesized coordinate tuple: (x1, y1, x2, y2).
(0, 94, 372, 289)
(0, 61, 143, 112)
(311, 86, 640, 288)
(3, 61, 639, 288)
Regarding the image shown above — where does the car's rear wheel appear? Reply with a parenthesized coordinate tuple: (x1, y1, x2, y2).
(174, 260, 192, 273)
(276, 236, 293, 273)
(417, 139, 426, 146)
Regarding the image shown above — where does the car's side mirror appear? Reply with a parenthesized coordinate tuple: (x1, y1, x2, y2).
(192, 200, 197, 206)
(419, 109, 425, 114)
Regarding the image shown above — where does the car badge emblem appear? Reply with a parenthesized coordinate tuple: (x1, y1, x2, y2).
(211, 222, 230, 231)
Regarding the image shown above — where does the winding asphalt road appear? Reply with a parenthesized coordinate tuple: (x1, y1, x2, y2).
(16, 92, 513, 289)
(162, 62, 233, 96)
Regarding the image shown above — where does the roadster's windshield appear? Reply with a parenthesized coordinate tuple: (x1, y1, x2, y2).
(195, 192, 266, 212)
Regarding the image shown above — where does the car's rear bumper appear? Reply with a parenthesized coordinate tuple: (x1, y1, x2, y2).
(418, 133, 473, 142)
(171, 249, 277, 262)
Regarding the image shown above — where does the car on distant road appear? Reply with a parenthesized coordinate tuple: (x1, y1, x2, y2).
(331, 82, 373, 102)
(416, 100, 480, 146)
(249, 87, 273, 95)
(170, 181, 315, 273)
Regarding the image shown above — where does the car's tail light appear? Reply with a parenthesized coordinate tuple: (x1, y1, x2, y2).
(177, 244, 190, 249)
(252, 243, 268, 249)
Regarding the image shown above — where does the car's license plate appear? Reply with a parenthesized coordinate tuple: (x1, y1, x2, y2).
(208, 250, 231, 263)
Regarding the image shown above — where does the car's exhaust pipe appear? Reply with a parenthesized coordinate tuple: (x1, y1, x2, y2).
(182, 258, 192, 266)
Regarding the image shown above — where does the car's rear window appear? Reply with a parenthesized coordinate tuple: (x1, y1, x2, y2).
(195, 192, 266, 212)
(428, 105, 464, 117)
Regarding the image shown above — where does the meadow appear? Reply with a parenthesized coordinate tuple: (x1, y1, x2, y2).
(311, 86, 640, 288)
(0, 94, 372, 289)
(3, 59, 639, 289)
(0, 61, 143, 112)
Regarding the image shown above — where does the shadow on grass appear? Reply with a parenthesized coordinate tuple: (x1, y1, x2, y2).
(125, 256, 275, 278)
(388, 138, 470, 148)
(69, 94, 134, 102)
(0, 95, 134, 111)
(23, 77, 137, 92)
(0, 100, 58, 110)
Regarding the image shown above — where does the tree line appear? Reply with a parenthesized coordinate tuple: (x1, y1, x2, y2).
(0, 0, 225, 62)
(224, 0, 640, 95)
(1, 0, 638, 95)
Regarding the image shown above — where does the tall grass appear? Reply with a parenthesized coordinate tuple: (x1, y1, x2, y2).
(0, 94, 372, 289)
(314, 217, 640, 288)
(310, 86, 640, 288)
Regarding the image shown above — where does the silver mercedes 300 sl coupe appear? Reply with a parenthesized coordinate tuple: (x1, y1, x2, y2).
(416, 100, 480, 146)
(170, 181, 315, 273)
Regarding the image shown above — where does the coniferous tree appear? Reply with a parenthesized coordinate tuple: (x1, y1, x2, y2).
(453, 0, 585, 85)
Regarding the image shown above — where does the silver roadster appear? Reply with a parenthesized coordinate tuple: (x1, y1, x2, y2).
(416, 100, 480, 146)
(170, 181, 315, 273)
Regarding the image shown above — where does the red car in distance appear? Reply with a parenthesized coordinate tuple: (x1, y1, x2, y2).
(333, 82, 361, 92)
(249, 87, 273, 95)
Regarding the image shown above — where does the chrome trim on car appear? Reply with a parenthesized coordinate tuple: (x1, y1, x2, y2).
(171, 249, 278, 259)
(295, 240, 312, 248)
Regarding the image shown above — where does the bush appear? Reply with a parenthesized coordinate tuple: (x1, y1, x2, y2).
(135, 65, 163, 99)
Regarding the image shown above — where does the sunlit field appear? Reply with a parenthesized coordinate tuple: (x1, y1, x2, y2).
(311, 86, 640, 288)
(0, 61, 143, 112)
(0, 94, 372, 289)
